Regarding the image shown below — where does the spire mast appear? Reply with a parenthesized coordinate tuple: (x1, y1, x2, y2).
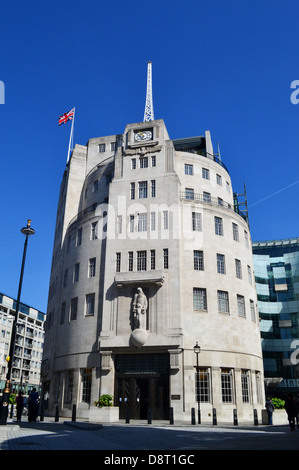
(143, 61, 154, 122)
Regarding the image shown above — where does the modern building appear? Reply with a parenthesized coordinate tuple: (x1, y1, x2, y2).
(0, 293, 46, 394)
(252, 238, 299, 396)
(42, 117, 265, 423)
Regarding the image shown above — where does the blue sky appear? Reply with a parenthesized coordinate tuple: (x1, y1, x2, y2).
(0, 0, 299, 313)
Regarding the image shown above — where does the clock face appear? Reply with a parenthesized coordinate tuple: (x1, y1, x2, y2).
(134, 129, 152, 142)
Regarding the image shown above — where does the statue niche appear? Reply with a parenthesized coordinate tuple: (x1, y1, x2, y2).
(132, 287, 148, 331)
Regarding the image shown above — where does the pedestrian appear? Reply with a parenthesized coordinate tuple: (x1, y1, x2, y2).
(28, 388, 39, 422)
(265, 397, 275, 425)
(284, 394, 296, 431)
(16, 391, 24, 422)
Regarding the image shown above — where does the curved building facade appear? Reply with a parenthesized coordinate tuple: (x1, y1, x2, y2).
(42, 119, 265, 423)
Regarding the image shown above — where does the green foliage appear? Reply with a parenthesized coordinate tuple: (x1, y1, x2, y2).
(271, 397, 285, 409)
(9, 393, 16, 405)
(94, 394, 113, 408)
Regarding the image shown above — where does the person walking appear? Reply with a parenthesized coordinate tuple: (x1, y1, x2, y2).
(28, 388, 39, 422)
(284, 394, 296, 431)
(265, 398, 275, 425)
(16, 391, 24, 422)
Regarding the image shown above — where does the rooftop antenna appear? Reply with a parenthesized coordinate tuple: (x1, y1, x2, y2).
(143, 61, 154, 122)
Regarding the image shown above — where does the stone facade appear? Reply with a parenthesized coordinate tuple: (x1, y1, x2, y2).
(42, 119, 265, 423)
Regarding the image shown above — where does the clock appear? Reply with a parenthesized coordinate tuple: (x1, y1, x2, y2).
(134, 129, 153, 142)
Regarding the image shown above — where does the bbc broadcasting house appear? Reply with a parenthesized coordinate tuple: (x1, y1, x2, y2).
(42, 118, 265, 424)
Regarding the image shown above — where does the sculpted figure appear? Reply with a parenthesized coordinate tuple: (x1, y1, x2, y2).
(132, 287, 148, 330)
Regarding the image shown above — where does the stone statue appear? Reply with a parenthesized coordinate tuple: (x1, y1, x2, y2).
(132, 287, 148, 330)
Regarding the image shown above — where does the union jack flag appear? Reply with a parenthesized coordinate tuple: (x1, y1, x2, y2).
(59, 108, 75, 126)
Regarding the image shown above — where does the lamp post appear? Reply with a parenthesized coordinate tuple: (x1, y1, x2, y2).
(193, 341, 201, 424)
(0, 220, 35, 425)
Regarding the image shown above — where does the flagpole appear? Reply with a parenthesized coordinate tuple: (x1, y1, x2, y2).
(66, 107, 75, 164)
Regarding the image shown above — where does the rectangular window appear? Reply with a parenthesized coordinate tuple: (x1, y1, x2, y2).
(76, 228, 82, 246)
(86, 293, 95, 316)
(139, 156, 148, 168)
(215, 217, 223, 236)
(244, 230, 249, 248)
(128, 251, 133, 272)
(237, 295, 246, 317)
(138, 181, 148, 199)
(216, 174, 222, 185)
(194, 250, 204, 271)
(195, 368, 210, 403)
(221, 369, 233, 403)
(150, 250, 156, 270)
(163, 210, 169, 230)
(129, 214, 135, 233)
(98, 143, 105, 153)
(81, 368, 92, 404)
(202, 168, 210, 180)
(235, 259, 242, 279)
(151, 155, 156, 167)
(151, 180, 156, 197)
(60, 302, 66, 325)
(241, 370, 250, 403)
(138, 213, 147, 232)
(93, 179, 98, 192)
(192, 212, 202, 231)
(185, 164, 193, 175)
(203, 192, 211, 203)
(250, 300, 256, 321)
(185, 188, 194, 200)
(91, 222, 98, 240)
(217, 254, 226, 274)
(70, 297, 78, 321)
(232, 223, 239, 241)
(131, 158, 136, 169)
(111, 141, 117, 151)
(137, 251, 147, 271)
(88, 258, 96, 278)
(163, 248, 169, 269)
(150, 212, 156, 231)
(193, 288, 207, 311)
(74, 263, 80, 282)
(218, 290, 229, 313)
(247, 265, 252, 284)
(116, 252, 121, 272)
(130, 182, 135, 200)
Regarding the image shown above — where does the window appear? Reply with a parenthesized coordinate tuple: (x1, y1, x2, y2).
(137, 251, 147, 271)
(218, 291, 229, 313)
(185, 188, 194, 200)
(215, 217, 223, 236)
(203, 191, 211, 203)
(218, 197, 223, 206)
(150, 212, 156, 231)
(241, 370, 250, 403)
(138, 213, 147, 232)
(81, 368, 92, 404)
(185, 164, 193, 175)
(250, 300, 256, 321)
(193, 288, 207, 311)
(195, 368, 210, 403)
(130, 182, 135, 200)
(194, 250, 204, 271)
(129, 214, 135, 233)
(138, 181, 148, 199)
(86, 293, 95, 316)
(192, 212, 202, 231)
(150, 250, 156, 270)
(98, 143, 105, 153)
(151, 180, 156, 197)
(226, 181, 230, 192)
(128, 252, 133, 272)
(247, 265, 252, 284)
(235, 259, 242, 279)
(111, 141, 117, 151)
(163, 248, 169, 269)
(163, 210, 169, 230)
(88, 258, 96, 278)
(217, 254, 226, 274)
(76, 228, 82, 246)
(244, 230, 249, 248)
(216, 174, 222, 185)
(131, 158, 136, 169)
(221, 369, 233, 403)
(70, 297, 78, 321)
(139, 156, 148, 168)
(151, 155, 156, 167)
(93, 180, 98, 192)
(232, 223, 239, 241)
(117, 215, 122, 234)
(202, 168, 210, 180)
(60, 302, 66, 325)
(237, 295, 246, 317)
(74, 263, 80, 282)
(116, 252, 121, 272)
(91, 222, 98, 240)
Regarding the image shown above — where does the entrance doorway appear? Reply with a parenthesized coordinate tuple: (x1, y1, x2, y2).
(114, 353, 170, 420)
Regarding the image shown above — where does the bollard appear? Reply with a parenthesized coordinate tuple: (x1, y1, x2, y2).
(55, 405, 59, 422)
(169, 407, 174, 425)
(125, 407, 130, 424)
(40, 401, 44, 422)
(212, 408, 217, 425)
(72, 404, 76, 422)
(233, 408, 238, 425)
(253, 409, 258, 426)
(191, 407, 196, 425)
(147, 407, 152, 424)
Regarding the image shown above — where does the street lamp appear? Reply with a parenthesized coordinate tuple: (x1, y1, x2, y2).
(0, 220, 35, 425)
(193, 341, 201, 424)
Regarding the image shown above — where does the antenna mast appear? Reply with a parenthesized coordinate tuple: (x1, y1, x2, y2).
(143, 61, 154, 122)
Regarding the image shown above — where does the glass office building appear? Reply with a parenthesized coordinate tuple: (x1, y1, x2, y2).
(252, 238, 299, 396)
